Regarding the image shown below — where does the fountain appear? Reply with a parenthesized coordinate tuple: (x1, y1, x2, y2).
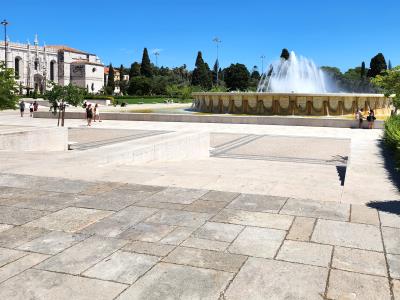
(192, 50, 391, 116)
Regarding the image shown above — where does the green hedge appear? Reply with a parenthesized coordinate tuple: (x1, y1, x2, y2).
(384, 115, 400, 168)
(84, 95, 114, 101)
(114, 95, 168, 100)
(384, 115, 400, 149)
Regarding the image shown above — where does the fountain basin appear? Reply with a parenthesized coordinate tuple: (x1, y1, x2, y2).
(192, 92, 392, 116)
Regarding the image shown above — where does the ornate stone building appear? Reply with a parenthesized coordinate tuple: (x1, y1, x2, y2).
(0, 35, 104, 94)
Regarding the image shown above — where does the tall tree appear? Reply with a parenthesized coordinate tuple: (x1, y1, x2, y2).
(119, 64, 124, 81)
(129, 62, 141, 78)
(107, 64, 115, 92)
(360, 62, 366, 78)
(372, 66, 400, 113)
(388, 60, 393, 70)
(212, 59, 219, 85)
(280, 48, 290, 60)
(0, 62, 19, 110)
(141, 48, 153, 77)
(224, 63, 250, 91)
(367, 53, 387, 77)
(191, 51, 212, 89)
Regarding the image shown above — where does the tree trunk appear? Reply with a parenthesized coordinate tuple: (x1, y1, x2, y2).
(57, 104, 61, 127)
(61, 101, 65, 127)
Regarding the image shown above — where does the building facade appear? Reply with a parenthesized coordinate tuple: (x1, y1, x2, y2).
(0, 35, 105, 94)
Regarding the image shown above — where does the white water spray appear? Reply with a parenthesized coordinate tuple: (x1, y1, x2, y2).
(257, 51, 334, 93)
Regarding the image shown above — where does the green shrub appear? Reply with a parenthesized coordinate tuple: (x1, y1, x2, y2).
(384, 115, 400, 150)
(84, 95, 114, 101)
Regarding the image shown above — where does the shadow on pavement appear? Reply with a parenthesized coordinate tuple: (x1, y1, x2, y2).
(366, 140, 400, 215)
(367, 201, 400, 216)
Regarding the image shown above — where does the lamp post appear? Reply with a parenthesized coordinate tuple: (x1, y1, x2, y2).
(1, 19, 9, 68)
(154, 51, 159, 67)
(260, 55, 266, 74)
(212, 37, 221, 85)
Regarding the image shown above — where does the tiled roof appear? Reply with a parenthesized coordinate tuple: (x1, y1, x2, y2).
(71, 60, 104, 67)
(47, 45, 89, 55)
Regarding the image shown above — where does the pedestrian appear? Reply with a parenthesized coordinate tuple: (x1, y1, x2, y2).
(33, 101, 38, 112)
(93, 103, 102, 122)
(355, 108, 363, 128)
(29, 103, 34, 117)
(367, 109, 376, 129)
(19, 100, 25, 117)
(86, 104, 93, 126)
(83, 101, 87, 108)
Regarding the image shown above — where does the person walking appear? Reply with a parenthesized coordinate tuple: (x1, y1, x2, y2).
(33, 101, 38, 112)
(29, 103, 34, 117)
(355, 108, 364, 128)
(19, 100, 25, 117)
(86, 104, 93, 126)
(93, 104, 102, 122)
(367, 109, 376, 129)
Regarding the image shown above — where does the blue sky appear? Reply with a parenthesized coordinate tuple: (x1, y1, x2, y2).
(3, 0, 399, 72)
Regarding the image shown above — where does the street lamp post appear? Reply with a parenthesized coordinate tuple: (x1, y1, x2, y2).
(260, 55, 266, 74)
(212, 37, 221, 86)
(1, 19, 9, 68)
(154, 51, 159, 67)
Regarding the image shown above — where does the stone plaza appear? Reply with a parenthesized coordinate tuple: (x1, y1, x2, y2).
(0, 111, 399, 299)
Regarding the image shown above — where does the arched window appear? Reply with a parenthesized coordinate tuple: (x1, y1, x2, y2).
(34, 59, 39, 71)
(50, 61, 55, 81)
(15, 58, 20, 79)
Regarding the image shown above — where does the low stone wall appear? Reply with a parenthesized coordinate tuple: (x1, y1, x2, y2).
(33, 111, 384, 129)
(0, 127, 68, 151)
(192, 92, 392, 116)
(68, 131, 210, 165)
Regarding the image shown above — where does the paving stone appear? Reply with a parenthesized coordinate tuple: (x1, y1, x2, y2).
(83, 250, 159, 284)
(182, 237, 229, 251)
(0, 253, 49, 283)
(382, 227, 400, 254)
(0, 268, 127, 300)
(80, 206, 158, 237)
(227, 193, 286, 213)
(118, 223, 176, 242)
(0, 186, 48, 201)
(0, 205, 48, 225)
(225, 257, 328, 300)
(332, 247, 387, 276)
(159, 226, 196, 245)
(32, 178, 97, 194)
(0, 224, 13, 233)
(393, 280, 400, 300)
(311, 219, 383, 251)
(163, 246, 246, 272)
(380, 212, 400, 228)
(145, 209, 212, 227)
(212, 208, 293, 230)
(388, 254, 400, 279)
(17, 231, 89, 255)
(36, 236, 128, 275)
(193, 221, 243, 242)
(327, 269, 391, 300)
(351, 204, 379, 225)
(276, 240, 332, 267)
(286, 216, 315, 241)
(123, 241, 176, 257)
(134, 198, 187, 210)
(183, 199, 226, 213)
(116, 262, 232, 300)
(25, 207, 113, 232)
(8, 192, 82, 212)
(200, 190, 240, 203)
(0, 226, 49, 248)
(228, 227, 286, 258)
(74, 189, 155, 211)
(280, 198, 350, 221)
(145, 187, 208, 205)
(0, 247, 26, 267)
(123, 183, 165, 193)
(79, 181, 126, 196)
